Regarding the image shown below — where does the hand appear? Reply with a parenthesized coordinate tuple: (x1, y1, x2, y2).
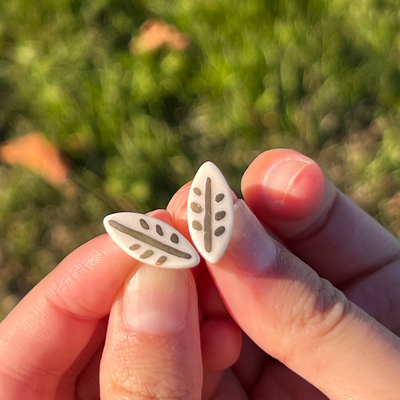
(168, 148, 400, 399)
(0, 208, 242, 399)
(2, 148, 400, 400)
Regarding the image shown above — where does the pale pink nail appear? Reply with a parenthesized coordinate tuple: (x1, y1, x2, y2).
(123, 265, 189, 333)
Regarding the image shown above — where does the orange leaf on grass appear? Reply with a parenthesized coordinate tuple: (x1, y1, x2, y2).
(0, 132, 69, 186)
(130, 19, 190, 53)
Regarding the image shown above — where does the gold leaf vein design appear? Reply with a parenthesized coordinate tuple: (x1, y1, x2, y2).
(191, 178, 228, 253)
(108, 220, 192, 260)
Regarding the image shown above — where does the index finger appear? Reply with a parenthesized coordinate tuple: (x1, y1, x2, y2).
(0, 233, 139, 399)
(167, 179, 400, 399)
(241, 149, 400, 286)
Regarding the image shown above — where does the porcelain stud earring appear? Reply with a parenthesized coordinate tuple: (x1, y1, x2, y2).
(187, 161, 234, 263)
(103, 213, 200, 269)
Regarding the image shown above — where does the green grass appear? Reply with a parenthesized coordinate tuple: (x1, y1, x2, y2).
(1, 0, 400, 318)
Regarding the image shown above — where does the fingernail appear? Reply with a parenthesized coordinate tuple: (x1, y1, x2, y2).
(263, 159, 312, 201)
(123, 265, 189, 333)
(217, 200, 278, 273)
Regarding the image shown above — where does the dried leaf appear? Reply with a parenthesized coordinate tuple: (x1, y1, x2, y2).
(0, 132, 69, 186)
(130, 19, 190, 53)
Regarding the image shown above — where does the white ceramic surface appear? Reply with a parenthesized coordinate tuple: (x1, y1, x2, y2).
(103, 212, 200, 269)
(187, 161, 234, 263)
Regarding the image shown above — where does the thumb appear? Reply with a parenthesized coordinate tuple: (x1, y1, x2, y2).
(100, 263, 202, 399)
(168, 185, 400, 400)
(207, 200, 400, 399)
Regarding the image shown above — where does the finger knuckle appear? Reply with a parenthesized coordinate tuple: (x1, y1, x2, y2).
(279, 266, 348, 344)
(295, 277, 346, 335)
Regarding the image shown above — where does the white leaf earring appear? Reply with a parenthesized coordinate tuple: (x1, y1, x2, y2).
(187, 161, 234, 263)
(103, 213, 200, 269)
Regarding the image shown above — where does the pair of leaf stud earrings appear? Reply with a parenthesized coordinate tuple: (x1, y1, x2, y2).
(103, 162, 234, 269)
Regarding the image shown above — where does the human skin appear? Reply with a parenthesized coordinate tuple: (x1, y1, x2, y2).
(0, 148, 399, 399)
(167, 149, 400, 399)
(0, 214, 241, 399)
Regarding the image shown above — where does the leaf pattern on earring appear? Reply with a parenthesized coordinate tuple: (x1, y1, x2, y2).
(103, 213, 200, 269)
(187, 161, 234, 263)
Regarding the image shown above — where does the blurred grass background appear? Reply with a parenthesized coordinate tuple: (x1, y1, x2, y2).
(1, 0, 400, 319)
